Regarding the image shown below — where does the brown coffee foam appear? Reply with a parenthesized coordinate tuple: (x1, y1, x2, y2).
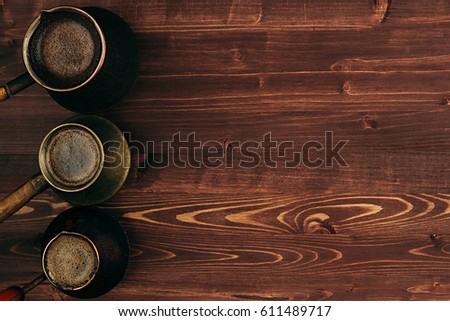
(38, 19, 96, 81)
(44, 233, 98, 290)
(45, 127, 101, 188)
(28, 10, 102, 88)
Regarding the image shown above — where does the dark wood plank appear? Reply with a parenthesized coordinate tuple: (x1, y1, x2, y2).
(1, 74, 450, 154)
(1, 193, 450, 300)
(1, 147, 450, 197)
(0, 0, 381, 34)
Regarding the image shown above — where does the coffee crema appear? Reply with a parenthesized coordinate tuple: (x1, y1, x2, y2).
(43, 126, 102, 189)
(27, 9, 103, 89)
(43, 233, 99, 290)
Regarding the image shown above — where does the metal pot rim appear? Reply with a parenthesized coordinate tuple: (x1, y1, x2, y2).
(22, 6, 107, 92)
(54, 115, 131, 206)
(38, 122, 105, 193)
(41, 231, 101, 292)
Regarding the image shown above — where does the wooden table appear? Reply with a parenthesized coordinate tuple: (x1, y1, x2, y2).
(1, 0, 450, 300)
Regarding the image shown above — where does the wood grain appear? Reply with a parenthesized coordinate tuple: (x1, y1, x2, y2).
(2, 192, 450, 300)
(1, 0, 450, 300)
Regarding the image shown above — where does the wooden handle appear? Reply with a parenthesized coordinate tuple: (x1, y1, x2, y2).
(0, 286, 24, 301)
(0, 87, 8, 102)
(0, 274, 46, 301)
(0, 173, 49, 224)
(0, 72, 35, 102)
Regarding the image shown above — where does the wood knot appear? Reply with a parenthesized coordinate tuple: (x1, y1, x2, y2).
(341, 81, 351, 94)
(303, 213, 336, 234)
(373, 0, 391, 23)
(232, 49, 244, 62)
(430, 233, 443, 246)
(1, 37, 15, 49)
(442, 95, 450, 105)
(341, 62, 352, 71)
(330, 59, 357, 71)
(258, 77, 264, 87)
(223, 138, 237, 155)
(346, 285, 356, 293)
(363, 115, 378, 129)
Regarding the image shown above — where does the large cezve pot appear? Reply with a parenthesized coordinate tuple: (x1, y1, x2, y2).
(0, 6, 139, 113)
(41, 207, 129, 298)
(0, 207, 130, 299)
(0, 115, 130, 224)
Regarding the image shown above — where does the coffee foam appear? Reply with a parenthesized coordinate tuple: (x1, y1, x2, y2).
(39, 19, 96, 80)
(28, 10, 102, 88)
(44, 233, 98, 290)
(44, 126, 102, 188)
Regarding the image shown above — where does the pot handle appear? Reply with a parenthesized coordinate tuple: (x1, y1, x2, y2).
(0, 274, 46, 301)
(0, 286, 24, 301)
(0, 173, 49, 223)
(0, 72, 35, 102)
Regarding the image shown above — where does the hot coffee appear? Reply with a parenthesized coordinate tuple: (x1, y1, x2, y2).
(41, 125, 103, 189)
(27, 9, 103, 89)
(43, 232, 99, 291)
(1, 6, 139, 113)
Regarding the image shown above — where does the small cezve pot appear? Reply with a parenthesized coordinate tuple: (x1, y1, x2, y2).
(0, 115, 130, 224)
(41, 207, 129, 298)
(0, 6, 139, 113)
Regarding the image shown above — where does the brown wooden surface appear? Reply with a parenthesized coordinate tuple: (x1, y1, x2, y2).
(2, 0, 450, 300)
